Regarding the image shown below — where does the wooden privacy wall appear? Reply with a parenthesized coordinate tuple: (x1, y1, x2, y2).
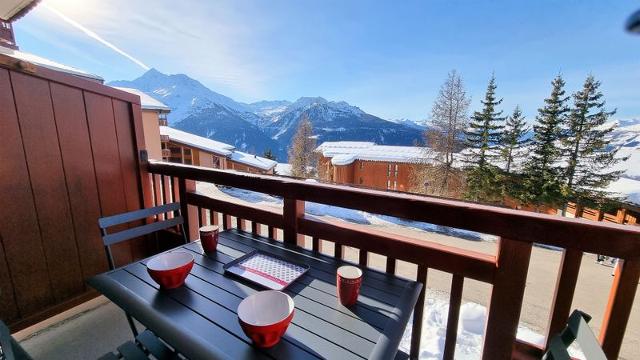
(0, 59, 146, 330)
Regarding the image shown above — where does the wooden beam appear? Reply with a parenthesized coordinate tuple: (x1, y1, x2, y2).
(283, 198, 304, 246)
(443, 274, 464, 360)
(545, 248, 583, 346)
(410, 265, 428, 359)
(600, 259, 640, 359)
(482, 238, 532, 359)
(147, 161, 640, 258)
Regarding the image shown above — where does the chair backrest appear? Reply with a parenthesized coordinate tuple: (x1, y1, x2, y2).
(99, 202, 187, 269)
(0, 321, 32, 360)
(543, 310, 607, 360)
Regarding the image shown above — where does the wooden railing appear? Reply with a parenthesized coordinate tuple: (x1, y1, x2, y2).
(146, 161, 640, 360)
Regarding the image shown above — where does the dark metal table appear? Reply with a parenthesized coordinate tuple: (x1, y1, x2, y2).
(89, 230, 422, 360)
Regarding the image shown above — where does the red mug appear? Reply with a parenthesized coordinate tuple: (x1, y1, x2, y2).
(199, 225, 219, 252)
(337, 265, 363, 306)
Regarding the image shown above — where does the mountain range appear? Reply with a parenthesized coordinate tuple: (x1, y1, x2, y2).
(109, 69, 424, 161)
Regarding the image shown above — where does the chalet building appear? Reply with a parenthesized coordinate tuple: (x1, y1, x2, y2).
(316, 141, 426, 192)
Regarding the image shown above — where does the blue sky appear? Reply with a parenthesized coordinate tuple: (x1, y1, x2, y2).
(13, 0, 640, 121)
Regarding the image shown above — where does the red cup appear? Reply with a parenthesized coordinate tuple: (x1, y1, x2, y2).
(238, 290, 295, 348)
(337, 265, 363, 306)
(199, 225, 219, 252)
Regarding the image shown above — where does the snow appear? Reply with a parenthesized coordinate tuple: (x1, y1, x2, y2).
(229, 151, 277, 171)
(318, 141, 428, 163)
(0, 45, 102, 81)
(113, 87, 171, 111)
(607, 177, 640, 205)
(159, 126, 234, 156)
(275, 163, 292, 176)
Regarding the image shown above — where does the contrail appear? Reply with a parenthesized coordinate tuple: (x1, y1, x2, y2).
(43, 3, 150, 70)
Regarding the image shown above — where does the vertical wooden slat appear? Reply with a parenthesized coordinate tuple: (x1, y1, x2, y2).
(600, 259, 640, 359)
(410, 265, 428, 358)
(50, 83, 108, 281)
(312, 236, 320, 252)
(223, 214, 232, 230)
(197, 207, 203, 228)
(178, 178, 191, 240)
(11, 71, 84, 301)
(359, 250, 368, 267)
(545, 248, 583, 346)
(335, 243, 343, 259)
(482, 238, 532, 360)
(85, 91, 132, 267)
(0, 234, 19, 322)
(153, 174, 164, 219)
(283, 198, 305, 246)
(129, 102, 154, 224)
(443, 274, 464, 360)
(112, 99, 145, 261)
(0, 69, 50, 319)
(268, 226, 276, 240)
(238, 218, 247, 231)
(210, 210, 219, 226)
(251, 221, 259, 235)
(386, 257, 396, 274)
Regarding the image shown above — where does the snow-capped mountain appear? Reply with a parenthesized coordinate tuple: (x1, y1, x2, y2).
(109, 69, 425, 161)
(608, 118, 640, 180)
(260, 97, 423, 146)
(109, 68, 258, 124)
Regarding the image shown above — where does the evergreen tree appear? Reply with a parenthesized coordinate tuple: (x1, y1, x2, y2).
(463, 75, 505, 202)
(288, 116, 317, 178)
(521, 75, 569, 207)
(500, 106, 529, 174)
(262, 148, 276, 160)
(562, 75, 625, 206)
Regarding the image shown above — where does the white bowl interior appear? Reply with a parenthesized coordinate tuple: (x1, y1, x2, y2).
(338, 265, 362, 279)
(147, 251, 193, 271)
(238, 291, 294, 326)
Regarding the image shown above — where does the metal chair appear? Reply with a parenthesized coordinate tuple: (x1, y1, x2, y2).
(543, 310, 607, 360)
(0, 321, 32, 360)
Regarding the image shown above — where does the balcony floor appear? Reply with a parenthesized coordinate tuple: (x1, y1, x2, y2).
(19, 300, 135, 360)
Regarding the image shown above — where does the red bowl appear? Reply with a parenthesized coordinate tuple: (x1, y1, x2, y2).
(238, 291, 295, 348)
(146, 251, 194, 289)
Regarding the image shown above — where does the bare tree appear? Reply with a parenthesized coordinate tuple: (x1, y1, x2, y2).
(412, 70, 470, 197)
(288, 115, 317, 178)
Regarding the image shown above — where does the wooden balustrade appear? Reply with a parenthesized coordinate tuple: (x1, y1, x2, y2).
(147, 161, 640, 360)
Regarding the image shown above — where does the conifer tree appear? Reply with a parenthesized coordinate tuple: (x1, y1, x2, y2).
(562, 75, 625, 206)
(262, 148, 276, 160)
(463, 75, 505, 202)
(288, 116, 317, 178)
(500, 106, 529, 174)
(521, 75, 569, 207)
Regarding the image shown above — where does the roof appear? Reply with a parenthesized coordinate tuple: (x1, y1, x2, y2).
(114, 87, 170, 112)
(1, 0, 38, 21)
(230, 151, 277, 171)
(0, 45, 103, 81)
(160, 126, 234, 156)
(316, 141, 427, 165)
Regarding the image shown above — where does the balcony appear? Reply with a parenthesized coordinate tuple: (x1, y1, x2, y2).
(160, 134, 170, 142)
(161, 148, 171, 158)
(1, 49, 640, 360)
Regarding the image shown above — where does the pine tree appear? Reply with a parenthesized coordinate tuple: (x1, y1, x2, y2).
(500, 106, 529, 175)
(411, 70, 470, 197)
(288, 116, 317, 178)
(562, 75, 626, 206)
(263, 148, 276, 160)
(463, 75, 505, 202)
(522, 75, 569, 207)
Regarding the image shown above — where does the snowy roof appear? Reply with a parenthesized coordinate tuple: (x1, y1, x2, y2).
(607, 177, 640, 206)
(113, 87, 170, 111)
(0, 45, 103, 81)
(275, 163, 292, 176)
(159, 126, 234, 156)
(230, 151, 277, 171)
(317, 141, 427, 164)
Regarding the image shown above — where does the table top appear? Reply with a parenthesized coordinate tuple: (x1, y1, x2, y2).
(89, 229, 422, 360)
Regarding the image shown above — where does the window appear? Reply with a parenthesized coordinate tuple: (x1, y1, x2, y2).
(212, 156, 220, 169)
(387, 179, 391, 189)
(394, 164, 399, 177)
(387, 164, 392, 177)
(183, 148, 191, 155)
(360, 162, 364, 170)
(393, 180, 397, 190)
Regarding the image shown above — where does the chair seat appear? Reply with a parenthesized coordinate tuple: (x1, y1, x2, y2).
(98, 330, 178, 360)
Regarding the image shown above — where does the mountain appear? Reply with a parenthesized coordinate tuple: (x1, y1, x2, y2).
(109, 68, 258, 124)
(109, 69, 425, 161)
(173, 105, 286, 159)
(608, 118, 640, 180)
(260, 97, 424, 146)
